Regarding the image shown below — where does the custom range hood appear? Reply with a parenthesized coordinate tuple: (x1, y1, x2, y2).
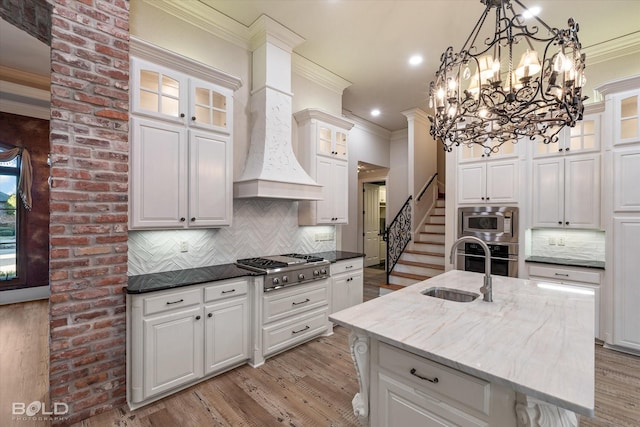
(234, 16, 322, 201)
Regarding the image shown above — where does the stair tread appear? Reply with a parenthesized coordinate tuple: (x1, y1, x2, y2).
(419, 231, 445, 235)
(390, 271, 431, 280)
(405, 250, 445, 257)
(415, 240, 445, 245)
(379, 283, 405, 291)
(397, 260, 444, 270)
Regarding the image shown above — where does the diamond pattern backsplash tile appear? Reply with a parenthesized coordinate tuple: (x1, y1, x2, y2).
(128, 199, 337, 275)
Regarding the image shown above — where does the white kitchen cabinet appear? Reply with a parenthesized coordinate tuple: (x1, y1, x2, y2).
(533, 113, 601, 157)
(612, 90, 640, 145)
(261, 280, 330, 358)
(140, 291, 204, 401)
(330, 258, 364, 315)
(457, 159, 518, 205)
(372, 341, 515, 427)
(130, 118, 232, 229)
(127, 278, 251, 409)
(132, 58, 232, 133)
(527, 264, 601, 339)
(204, 280, 249, 375)
(130, 56, 234, 230)
(612, 218, 640, 351)
(294, 109, 354, 225)
(531, 153, 601, 229)
(458, 139, 518, 162)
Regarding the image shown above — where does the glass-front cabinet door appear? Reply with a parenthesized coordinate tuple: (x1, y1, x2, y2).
(189, 78, 232, 133)
(615, 91, 640, 145)
(316, 124, 348, 160)
(132, 58, 186, 122)
(317, 125, 333, 156)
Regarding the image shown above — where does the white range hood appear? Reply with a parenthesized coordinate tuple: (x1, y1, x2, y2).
(234, 16, 323, 201)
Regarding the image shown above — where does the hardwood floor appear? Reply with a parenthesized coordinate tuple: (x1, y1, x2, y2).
(3, 293, 640, 427)
(0, 300, 49, 427)
(363, 266, 386, 301)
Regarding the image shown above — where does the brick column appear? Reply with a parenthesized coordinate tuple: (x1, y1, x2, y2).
(47, 0, 130, 423)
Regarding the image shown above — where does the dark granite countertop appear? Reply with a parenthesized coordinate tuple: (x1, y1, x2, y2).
(525, 256, 605, 270)
(309, 251, 365, 263)
(126, 263, 262, 294)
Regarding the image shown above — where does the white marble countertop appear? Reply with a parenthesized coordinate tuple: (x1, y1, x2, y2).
(330, 270, 595, 417)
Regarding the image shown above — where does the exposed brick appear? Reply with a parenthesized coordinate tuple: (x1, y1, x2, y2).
(72, 310, 109, 323)
(72, 267, 110, 279)
(50, 302, 92, 316)
(50, 324, 92, 340)
(74, 93, 111, 107)
(74, 246, 112, 257)
(95, 109, 128, 120)
(71, 330, 111, 347)
(73, 181, 110, 191)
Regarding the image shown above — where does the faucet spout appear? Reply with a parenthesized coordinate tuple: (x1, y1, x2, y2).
(450, 236, 493, 302)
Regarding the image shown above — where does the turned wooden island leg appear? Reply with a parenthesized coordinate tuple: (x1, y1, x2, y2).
(349, 331, 370, 426)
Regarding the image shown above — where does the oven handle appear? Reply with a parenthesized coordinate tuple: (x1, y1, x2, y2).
(457, 253, 518, 262)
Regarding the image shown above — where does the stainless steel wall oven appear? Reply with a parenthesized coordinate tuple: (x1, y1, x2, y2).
(457, 207, 519, 277)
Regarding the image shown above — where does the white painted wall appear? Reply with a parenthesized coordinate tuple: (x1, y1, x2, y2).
(340, 118, 392, 252)
(387, 129, 410, 222)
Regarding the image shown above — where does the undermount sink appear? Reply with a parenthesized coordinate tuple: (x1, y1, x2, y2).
(422, 287, 480, 303)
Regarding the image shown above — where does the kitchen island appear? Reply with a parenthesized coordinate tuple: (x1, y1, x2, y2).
(329, 270, 594, 427)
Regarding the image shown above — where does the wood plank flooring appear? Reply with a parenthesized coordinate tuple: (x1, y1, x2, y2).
(3, 284, 640, 427)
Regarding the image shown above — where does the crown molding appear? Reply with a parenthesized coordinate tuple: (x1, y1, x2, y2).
(138, 0, 250, 50)
(130, 37, 243, 91)
(402, 108, 431, 127)
(248, 14, 304, 52)
(596, 74, 640, 96)
(292, 54, 352, 95)
(584, 31, 640, 66)
(342, 110, 392, 139)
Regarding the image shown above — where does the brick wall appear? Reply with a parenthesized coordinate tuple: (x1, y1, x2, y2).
(47, 0, 130, 423)
(0, 0, 51, 45)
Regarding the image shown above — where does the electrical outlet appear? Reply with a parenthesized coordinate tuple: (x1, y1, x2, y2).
(180, 241, 189, 252)
(548, 237, 556, 245)
(558, 237, 565, 246)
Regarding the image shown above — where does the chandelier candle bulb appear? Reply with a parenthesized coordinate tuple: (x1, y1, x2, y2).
(428, 0, 587, 154)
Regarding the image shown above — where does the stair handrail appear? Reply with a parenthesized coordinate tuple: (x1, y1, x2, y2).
(416, 172, 438, 202)
(384, 195, 412, 284)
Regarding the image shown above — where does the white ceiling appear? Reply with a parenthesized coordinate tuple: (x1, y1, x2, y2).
(2, 1, 640, 131)
(204, 0, 640, 131)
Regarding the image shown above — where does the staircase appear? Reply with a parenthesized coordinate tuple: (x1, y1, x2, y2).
(387, 197, 446, 288)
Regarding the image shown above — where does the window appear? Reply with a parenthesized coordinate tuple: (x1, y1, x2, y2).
(0, 146, 26, 285)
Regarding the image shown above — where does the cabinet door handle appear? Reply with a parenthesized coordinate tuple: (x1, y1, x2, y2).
(410, 368, 439, 383)
(191, 116, 196, 121)
(481, 197, 485, 200)
(180, 217, 186, 222)
(565, 147, 570, 152)
(191, 217, 196, 222)
(292, 298, 310, 306)
(554, 273, 570, 277)
(180, 113, 185, 118)
(195, 315, 201, 320)
(565, 221, 569, 225)
(208, 313, 213, 318)
(558, 221, 563, 225)
(345, 265, 353, 269)
(559, 148, 564, 152)
(486, 197, 490, 200)
(166, 299, 184, 305)
(292, 325, 310, 335)
(221, 289, 236, 294)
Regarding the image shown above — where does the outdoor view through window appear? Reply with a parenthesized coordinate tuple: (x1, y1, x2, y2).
(0, 152, 18, 281)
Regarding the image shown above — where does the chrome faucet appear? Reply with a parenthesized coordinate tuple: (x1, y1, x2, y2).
(450, 236, 493, 302)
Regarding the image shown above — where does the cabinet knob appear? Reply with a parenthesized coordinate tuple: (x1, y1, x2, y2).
(565, 221, 569, 225)
(195, 315, 201, 320)
(486, 197, 490, 200)
(208, 313, 213, 318)
(180, 113, 185, 118)
(558, 221, 563, 225)
(180, 217, 186, 222)
(481, 197, 485, 200)
(191, 217, 196, 222)
(191, 116, 196, 121)
(565, 148, 570, 152)
(559, 148, 564, 152)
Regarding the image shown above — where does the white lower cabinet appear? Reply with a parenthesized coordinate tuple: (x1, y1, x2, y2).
(372, 342, 515, 427)
(128, 278, 250, 409)
(527, 264, 601, 340)
(330, 258, 364, 314)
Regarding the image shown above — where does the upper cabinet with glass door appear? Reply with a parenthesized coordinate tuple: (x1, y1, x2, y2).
(458, 139, 518, 162)
(131, 58, 232, 134)
(614, 90, 640, 145)
(132, 58, 186, 123)
(533, 111, 601, 157)
(317, 122, 349, 160)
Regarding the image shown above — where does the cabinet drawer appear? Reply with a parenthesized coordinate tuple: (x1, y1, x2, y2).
(330, 258, 363, 275)
(378, 342, 491, 416)
(528, 265, 600, 284)
(262, 308, 328, 357)
(263, 281, 328, 323)
(204, 279, 248, 302)
(143, 288, 201, 316)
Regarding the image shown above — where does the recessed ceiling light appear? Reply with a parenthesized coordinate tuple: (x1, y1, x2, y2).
(522, 6, 541, 19)
(409, 55, 423, 66)
(371, 109, 381, 117)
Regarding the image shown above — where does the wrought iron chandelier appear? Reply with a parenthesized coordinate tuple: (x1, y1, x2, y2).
(428, 0, 587, 154)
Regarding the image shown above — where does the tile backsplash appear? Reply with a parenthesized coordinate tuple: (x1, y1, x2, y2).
(128, 199, 336, 275)
(529, 228, 605, 261)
